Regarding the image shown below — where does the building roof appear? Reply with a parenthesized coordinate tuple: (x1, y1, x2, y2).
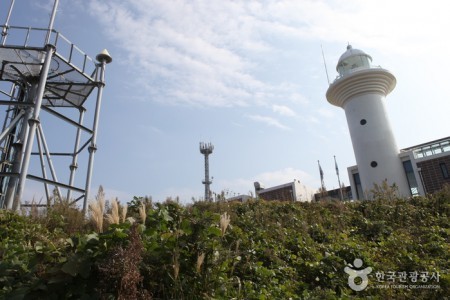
(256, 181, 299, 194)
(400, 136, 450, 159)
(401, 136, 450, 152)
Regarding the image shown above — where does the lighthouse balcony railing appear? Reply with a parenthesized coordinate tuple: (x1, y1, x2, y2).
(332, 65, 383, 84)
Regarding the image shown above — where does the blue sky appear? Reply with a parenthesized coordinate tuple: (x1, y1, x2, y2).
(4, 0, 450, 204)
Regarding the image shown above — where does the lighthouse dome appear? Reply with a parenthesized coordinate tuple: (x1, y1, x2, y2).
(336, 45, 372, 76)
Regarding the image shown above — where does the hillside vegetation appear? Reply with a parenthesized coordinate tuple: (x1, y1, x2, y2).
(0, 188, 449, 299)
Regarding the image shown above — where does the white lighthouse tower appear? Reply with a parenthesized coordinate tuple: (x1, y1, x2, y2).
(326, 45, 410, 199)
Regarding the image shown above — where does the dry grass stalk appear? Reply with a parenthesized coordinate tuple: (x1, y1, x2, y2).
(96, 226, 150, 298)
(138, 203, 146, 224)
(89, 197, 105, 233)
(196, 252, 205, 273)
(120, 202, 128, 223)
(173, 252, 180, 280)
(126, 217, 136, 224)
(30, 199, 39, 219)
(220, 212, 231, 237)
(106, 198, 120, 225)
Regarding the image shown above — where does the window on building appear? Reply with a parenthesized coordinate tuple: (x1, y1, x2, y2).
(440, 163, 449, 179)
(403, 160, 419, 196)
(443, 141, 450, 152)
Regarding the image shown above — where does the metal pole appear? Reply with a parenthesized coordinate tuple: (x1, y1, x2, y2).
(334, 155, 344, 201)
(318, 160, 325, 200)
(4, 109, 31, 209)
(37, 123, 62, 200)
(1, 0, 15, 45)
(1, 84, 18, 135)
(83, 58, 108, 215)
(0, 85, 19, 207)
(67, 109, 85, 201)
(14, 44, 55, 210)
(4, 87, 35, 209)
(0, 110, 25, 143)
(204, 153, 210, 200)
(35, 125, 51, 204)
(45, 0, 59, 45)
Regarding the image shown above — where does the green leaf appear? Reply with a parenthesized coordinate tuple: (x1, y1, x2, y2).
(34, 242, 43, 253)
(65, 238, 74, 247)
(207, 226, 222, 237)
(61, 255, 91, 278)
(85, 233, 99, 242)
(61, 259, 79, 277)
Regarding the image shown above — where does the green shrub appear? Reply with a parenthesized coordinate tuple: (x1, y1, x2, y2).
(0, 189, 448, 299)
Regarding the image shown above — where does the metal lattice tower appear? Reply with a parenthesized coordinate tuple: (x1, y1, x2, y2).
(199, 142, 213, 201)
(0, 0, 112, 213)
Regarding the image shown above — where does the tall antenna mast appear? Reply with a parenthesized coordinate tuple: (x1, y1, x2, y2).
(321, 44, 330, 85)
(200, 142, 214, 201)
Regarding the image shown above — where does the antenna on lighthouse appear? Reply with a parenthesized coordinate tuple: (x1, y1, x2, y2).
(321, 44, 330, 85)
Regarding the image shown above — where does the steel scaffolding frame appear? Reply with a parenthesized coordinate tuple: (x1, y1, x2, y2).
(0, 1, 111, 214)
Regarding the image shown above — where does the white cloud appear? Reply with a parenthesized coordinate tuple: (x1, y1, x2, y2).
(317, 107, 335, 118)
(289, 93, 310, 105)
(87, 0, 272, 108)
(247, 114, 291, 131)
(84, 0, 450, 110)
(101, 186, 135, 203)
(262, 0, 450, 57)
(138, 124, 163, 135)
(216, 178, 255, 197)
(272, 104, 296, 116)
(33, 0, 55, 12)
(256, 167, 316, 188)
(299, 115, 319, 125)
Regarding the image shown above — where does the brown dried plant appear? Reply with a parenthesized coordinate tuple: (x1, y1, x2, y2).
(172, 252, 180, 280)
(97, 225, 150, 299)
(89, 194, 105, 233)
(196, 252, 205, 273)
(138, 202, 146, 224)
(220, 212, 231, 237)
(30, 199, 40, 219)
(120, 202, 128, 224)
(106, 198, 120, 225)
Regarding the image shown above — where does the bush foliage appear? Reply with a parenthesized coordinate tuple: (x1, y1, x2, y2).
(0, 191, 449, 299)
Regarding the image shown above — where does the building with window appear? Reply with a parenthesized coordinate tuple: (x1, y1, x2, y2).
(348, 136, 450, 199)
(314, 186, 353, 201)
(225, 194, 252, 202)
(254, 180, 313, 202)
